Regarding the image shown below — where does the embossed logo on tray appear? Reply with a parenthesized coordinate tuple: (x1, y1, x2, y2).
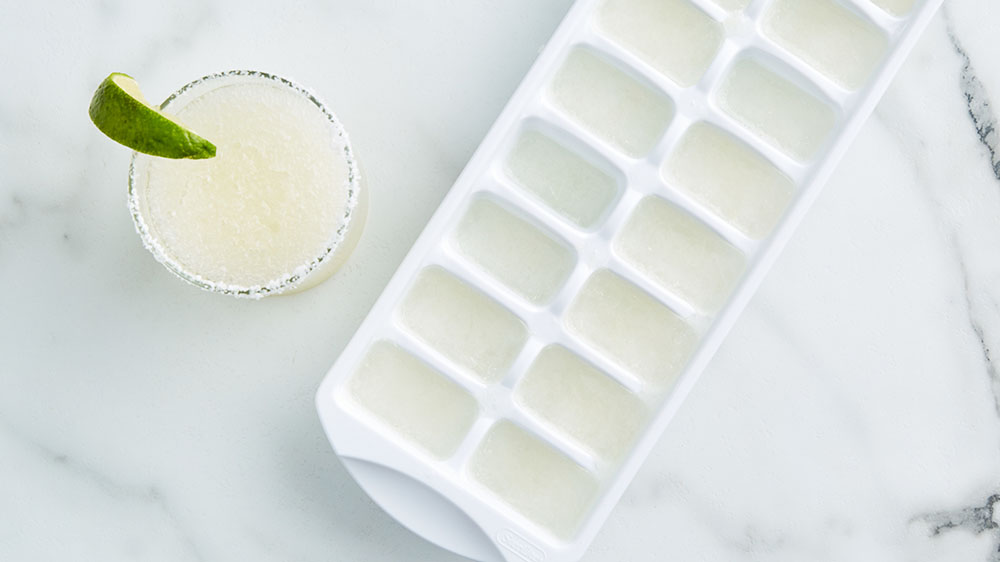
(497, 528, 545, 562)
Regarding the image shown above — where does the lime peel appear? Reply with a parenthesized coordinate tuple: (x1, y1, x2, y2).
(89, 73, 216, 159)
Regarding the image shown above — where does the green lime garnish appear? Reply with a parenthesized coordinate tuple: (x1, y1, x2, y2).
(88, 72, 216, 159)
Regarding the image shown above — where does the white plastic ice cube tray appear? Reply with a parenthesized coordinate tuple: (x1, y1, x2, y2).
(317, 0, 942, 560)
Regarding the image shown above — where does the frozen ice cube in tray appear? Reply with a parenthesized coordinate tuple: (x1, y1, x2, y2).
(468, 420, 600, 540)
(514, 345, 647, 462)
(763, 0, 889, 90)
(614, 196, 747, 313)
(716, 56, 838, 162)
(452, 197, 576, 305)
(564, 269, 699, 394)
(348, 341, 479, 458)
(504, 128, 621, 229)
(548, 48, 675, 157)
(664, 121, 796, 240)
(595, 0, 723, 87)
(396, 266, 527, 384)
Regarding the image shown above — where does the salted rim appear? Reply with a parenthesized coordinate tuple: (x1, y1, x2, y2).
(128, 70, 362, 299)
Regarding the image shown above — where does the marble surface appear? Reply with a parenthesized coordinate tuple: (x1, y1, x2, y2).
(2, 0, 1000, 560)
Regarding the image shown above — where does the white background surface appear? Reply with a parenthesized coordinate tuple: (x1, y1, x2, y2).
(3, 1, 1000, 560)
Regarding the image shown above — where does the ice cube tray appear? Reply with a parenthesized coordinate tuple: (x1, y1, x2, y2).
(316, 0, 942, 560)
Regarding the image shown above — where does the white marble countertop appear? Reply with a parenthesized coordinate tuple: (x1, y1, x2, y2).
(3, 1, 1000, 560)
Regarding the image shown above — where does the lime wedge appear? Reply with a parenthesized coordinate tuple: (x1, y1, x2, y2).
(88, 73, 216, 159)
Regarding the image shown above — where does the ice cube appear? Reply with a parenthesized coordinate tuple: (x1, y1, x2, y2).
(453, 198, 576, 305)
(717, 58, 837, 161)
(468, 421, 599, 539)
(397, 267, 527, 383)
(764, 0, 888, 90)
(348, 341, 479, 458)
(564, 269, 698, 393)
(614, 196, 746, 312)
(664, 122, 795, 239)
(549, 49, 675, 157)
(505, 130, 620, 229)
(596, 0, 723, 87)
(515, 345, 647, 461)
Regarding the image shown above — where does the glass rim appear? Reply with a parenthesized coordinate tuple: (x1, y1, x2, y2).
(128, 69, 363, 298)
